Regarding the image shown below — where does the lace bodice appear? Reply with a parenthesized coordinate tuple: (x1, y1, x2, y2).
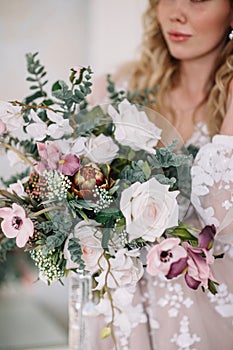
(191, 129, 233, 245)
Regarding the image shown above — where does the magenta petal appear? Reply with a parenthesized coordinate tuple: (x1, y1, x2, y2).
(59, 154, 80, 176)
(185, 272, 201, 290)
(166, 257, 188, 279)
(198, 224, 216, 249)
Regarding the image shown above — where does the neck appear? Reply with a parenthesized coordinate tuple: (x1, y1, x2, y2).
(179, 57, 216, 97)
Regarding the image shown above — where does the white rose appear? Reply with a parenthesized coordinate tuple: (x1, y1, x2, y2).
(64, 220, 104, 273)
(55, 137, 87, 156)
(95, 249, 143, 290)
(84, 133, 119, 163)
(120, 177, 179, 242)
(108, 99, 162, 154)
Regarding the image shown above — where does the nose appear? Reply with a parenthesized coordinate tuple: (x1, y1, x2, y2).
(169, 0, 187, 24)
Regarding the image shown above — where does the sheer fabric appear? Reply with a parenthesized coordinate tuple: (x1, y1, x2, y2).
(89, 80, 233, 348)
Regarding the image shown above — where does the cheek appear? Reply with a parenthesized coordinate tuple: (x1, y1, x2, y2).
(194, 8, 232, 40)
(157, 3, 166, 30)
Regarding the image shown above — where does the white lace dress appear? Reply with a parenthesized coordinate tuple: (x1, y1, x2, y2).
(90, 78, 233, 348)
(90, 122, 233, 350)
(133, 123, 233, 350)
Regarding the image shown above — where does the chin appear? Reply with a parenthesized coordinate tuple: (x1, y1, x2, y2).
(167, 48, 194, 61)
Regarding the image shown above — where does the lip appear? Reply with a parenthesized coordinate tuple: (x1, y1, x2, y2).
(168, 31, 192, 43)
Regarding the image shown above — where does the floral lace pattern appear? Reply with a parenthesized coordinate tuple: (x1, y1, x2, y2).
(171, 316, 201, 350)
(142, 127, 233, 349)
(191, 134, 233, 244)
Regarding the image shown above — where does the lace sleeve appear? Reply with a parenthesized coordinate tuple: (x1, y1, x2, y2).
(191, 135, 233, 244)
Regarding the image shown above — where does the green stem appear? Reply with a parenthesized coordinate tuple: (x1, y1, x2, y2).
(103, 252, 118, 350)
(31, 205, 64, 218)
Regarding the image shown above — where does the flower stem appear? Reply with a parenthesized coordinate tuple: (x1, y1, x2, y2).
(31, 205, 64, 217)
(1, 141, 35, 168)
(10, 100, 56, 113)
(103, 252, 118, 350)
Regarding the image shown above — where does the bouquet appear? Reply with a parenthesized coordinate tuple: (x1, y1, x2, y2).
(0, 53, 219, 347)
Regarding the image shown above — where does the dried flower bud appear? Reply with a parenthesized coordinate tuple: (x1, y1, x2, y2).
(72, 162, 109, 199)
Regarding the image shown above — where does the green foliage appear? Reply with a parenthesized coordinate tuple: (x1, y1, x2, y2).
(68, 237, 85, 270)
(68, 196, 97, 221)
(36, 213, 73, 253)
(186, 144, 200, 159)
(167, 223, 198, 243)
(95, 207, 121, 227)
(106, 74, 157, 107)
(207, 280, 219, 295)
(52, 80, 73, 109)
(147, 141, 192, 169)
(120, 160, 151, 183)
(0, 237, 16, 262)
(52, 66, 93, 111)
(25, 52, 48, 104)
(96, 208, 122, 250)
(73, 105, 109, 137)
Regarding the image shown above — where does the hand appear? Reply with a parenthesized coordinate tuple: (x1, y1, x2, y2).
(220, 79, 233, 135)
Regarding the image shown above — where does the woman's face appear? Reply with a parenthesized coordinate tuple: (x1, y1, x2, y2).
(157, 0, 233, 62)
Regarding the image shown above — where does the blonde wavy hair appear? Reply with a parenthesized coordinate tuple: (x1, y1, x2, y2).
(128, 0, 233, 137)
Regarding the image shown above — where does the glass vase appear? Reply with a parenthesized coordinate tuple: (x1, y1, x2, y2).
(68, 270, 93, 350)
(68, 270, 119, 350)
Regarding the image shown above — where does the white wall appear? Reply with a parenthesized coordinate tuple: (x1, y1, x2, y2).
(0, 0, 90, 100)
(88, 0, 147, 75)
(0, 0, 147, 100)
(0, 2, 148, 346)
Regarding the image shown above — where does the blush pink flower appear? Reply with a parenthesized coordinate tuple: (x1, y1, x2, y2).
(0, 203, 34, 247)
(146, 237, 187, 277)
(36, 141, 80, 176)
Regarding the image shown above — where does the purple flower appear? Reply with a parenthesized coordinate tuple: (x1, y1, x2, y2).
(36, 141, 80, 176)
(198, 224, 216, 249)
(58, 154, 80, 176)
(146, 238, 187, 277)
(0, 203, 34, 247)
(182, 225, 217, 289)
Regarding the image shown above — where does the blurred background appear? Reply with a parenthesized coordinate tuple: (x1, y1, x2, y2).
(0, 1, 147, 349)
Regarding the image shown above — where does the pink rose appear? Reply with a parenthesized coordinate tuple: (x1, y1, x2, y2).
(120, 178, 179, 242)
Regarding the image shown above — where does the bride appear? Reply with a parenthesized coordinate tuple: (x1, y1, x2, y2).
(91, 0, 233, 348)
